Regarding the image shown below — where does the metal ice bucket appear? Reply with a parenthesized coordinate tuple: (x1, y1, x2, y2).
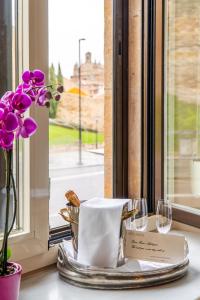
(61, 203, 127, 267)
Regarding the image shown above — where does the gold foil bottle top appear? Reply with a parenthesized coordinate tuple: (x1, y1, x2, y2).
(65, 190, 81, 207)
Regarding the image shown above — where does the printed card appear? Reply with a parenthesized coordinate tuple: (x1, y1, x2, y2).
(125, 230, 186, 264)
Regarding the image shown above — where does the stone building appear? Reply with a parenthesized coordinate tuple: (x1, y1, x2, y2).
(71, 52, 104, 96)
(167, 0, 200, 103)
(56, 52, 104, 132)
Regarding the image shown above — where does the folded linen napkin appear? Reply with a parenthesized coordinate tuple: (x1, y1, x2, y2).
(77, 197, 130, 268)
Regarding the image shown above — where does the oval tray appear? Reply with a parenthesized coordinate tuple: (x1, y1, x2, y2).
(57, 240, 189, 289)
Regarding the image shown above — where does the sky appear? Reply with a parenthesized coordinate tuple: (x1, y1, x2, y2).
(48, 0, 104, 78)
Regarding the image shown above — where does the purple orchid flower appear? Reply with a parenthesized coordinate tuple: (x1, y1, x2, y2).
(33, 69, 45, 84)
(12, 92, 32, 112)
(0, 130, 14, 149)
(4, 112, 19, 132)
(0, 69, 62, 150)
(22, 69, 45, 86)
(37, 88, 47, 106)
(0, 68, 64, 276)
(1, 91, 15, 104)
(16, 83, 31, 92)
(20, 117, 38, 138)
(22, 70, 34, 84)
(0, 108, 4, 120)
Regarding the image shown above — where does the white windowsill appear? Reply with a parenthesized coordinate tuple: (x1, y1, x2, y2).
(19, 227, 200, 300)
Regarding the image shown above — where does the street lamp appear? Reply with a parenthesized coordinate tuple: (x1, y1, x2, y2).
(78, 38, 86, 165)
(95, 119, 98, 149)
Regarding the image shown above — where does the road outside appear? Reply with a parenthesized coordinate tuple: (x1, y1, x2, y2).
(49, 149, 104, 228)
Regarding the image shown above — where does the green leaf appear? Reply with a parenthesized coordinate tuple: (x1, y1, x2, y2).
(7, 247, 12, 260)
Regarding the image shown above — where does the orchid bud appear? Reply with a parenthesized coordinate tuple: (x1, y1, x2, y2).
(45, 101, 50, 108)
(45, 91, 52, 100)
(55, 94, 61, 101)
(57, 86, 64, 93)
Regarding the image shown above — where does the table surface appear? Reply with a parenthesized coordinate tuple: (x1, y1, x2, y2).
(19, 230, 200, 300)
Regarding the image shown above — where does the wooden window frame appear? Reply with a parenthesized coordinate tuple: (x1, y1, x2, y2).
(113, 0, 129, 198)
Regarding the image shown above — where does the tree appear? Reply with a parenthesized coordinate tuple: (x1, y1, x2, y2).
(57, 63, 64, 86)
(48, 63, 64, 119)
(49, 63, 58, 119)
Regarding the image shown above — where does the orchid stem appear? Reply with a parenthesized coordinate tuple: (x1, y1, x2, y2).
(7, 170, 17, 237)
(1, 150, 12, 274)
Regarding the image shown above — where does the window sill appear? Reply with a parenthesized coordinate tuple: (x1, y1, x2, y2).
(18, 217, 200, 274)
(20, 227, 200, 299)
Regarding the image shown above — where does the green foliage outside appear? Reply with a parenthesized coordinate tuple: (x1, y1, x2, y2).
(49, 63, 64, 119)
(167, 95, 199, 154)
(49, 124, 104, 146)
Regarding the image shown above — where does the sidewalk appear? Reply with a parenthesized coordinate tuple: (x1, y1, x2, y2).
(49, 149, 104, 170)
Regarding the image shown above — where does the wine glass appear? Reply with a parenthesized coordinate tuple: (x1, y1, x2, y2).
(156, 200, 172, 234)
(131, 198, 148, 231)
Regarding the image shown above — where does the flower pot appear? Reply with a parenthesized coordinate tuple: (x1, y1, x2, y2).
(0, 263, 22, 300)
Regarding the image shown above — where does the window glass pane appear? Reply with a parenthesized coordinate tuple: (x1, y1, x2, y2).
(0, 0, 14, 95)
(165, 0, 200, 212)
(0, 0, 20, 233)
(48, 0, 113, 228)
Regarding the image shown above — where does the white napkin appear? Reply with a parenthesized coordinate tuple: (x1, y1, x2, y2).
(77, 197, 130, 268)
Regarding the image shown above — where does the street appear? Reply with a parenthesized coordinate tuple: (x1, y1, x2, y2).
(49, 150, 104, 228)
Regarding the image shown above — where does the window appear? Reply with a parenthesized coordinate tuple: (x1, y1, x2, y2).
(0, 0, 51, 267)
(165, 0, 200, 225)
(0, 0, 23, 234)
(0, 0, 129, 271)
(144, 0, 200, 227)
(48, 0, 129, 231)
(48, 0, 114, 229)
